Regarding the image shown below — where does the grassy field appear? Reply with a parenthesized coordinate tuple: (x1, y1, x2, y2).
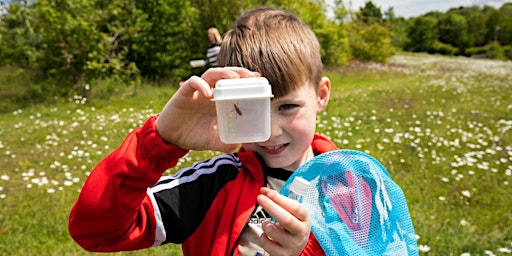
(0, 53, 511, 255)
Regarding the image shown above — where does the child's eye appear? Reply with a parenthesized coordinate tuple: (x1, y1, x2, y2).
(279, 104, 298, 111)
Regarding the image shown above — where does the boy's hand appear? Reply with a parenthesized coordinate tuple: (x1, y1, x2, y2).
(156, 67, 260, 152)
(257, 187, 311, 256)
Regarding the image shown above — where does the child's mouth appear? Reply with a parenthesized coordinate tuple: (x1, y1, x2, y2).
(262, 143, 288, 154)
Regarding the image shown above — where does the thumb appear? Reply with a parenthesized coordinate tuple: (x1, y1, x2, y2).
(217, 142, 240, 153)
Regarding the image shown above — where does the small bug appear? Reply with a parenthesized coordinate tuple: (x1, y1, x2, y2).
(233, 103, 243, 116)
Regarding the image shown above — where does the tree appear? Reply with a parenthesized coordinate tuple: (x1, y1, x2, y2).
(129, 0, 198, 81)
(358, 0, 382, 24)
(385, 7, 409, 50)
(346, 0, 394, 62)
(0, 2, 38, 67)
(406, 16, 438, 53)
(497, 3, 512, 45)
(350, 20, 394, 62)
(24, 0, 104, 92)
(438, 13, 470, 54)
(466, 10, 488, 46)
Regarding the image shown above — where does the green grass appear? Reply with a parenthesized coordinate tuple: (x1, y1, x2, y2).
(1, 53, 511, 255)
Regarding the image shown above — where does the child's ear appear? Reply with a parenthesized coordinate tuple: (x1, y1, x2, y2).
(317, 77, 331, 112)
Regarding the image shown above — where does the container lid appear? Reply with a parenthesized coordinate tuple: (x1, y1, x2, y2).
(212, 77, 274, 101)
(290, 177, 310, 196)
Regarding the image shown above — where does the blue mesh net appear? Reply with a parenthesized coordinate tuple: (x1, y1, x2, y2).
(280, 150, 419, 255)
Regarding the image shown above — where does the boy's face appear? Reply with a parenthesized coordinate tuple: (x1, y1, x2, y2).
(242, 78, 330, 171)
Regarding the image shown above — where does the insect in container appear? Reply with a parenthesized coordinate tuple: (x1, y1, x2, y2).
(233, 103, 243, 116)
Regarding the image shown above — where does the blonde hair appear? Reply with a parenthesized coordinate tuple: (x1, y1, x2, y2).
(208, 27, 222, 45)
(218, 7, 323, 97)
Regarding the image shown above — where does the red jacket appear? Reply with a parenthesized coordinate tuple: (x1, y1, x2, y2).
(69, 115, 337, 255)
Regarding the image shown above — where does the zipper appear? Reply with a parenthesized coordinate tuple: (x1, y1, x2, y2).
(229, 154, 269, 256)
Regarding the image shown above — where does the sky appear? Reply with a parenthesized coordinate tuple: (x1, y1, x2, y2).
(328, 0, 510, 18)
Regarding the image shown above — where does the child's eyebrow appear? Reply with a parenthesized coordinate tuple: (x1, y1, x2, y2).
(271, 95, 288, 102)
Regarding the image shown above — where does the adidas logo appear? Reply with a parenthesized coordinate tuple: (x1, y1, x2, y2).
(248, 205, 270, 225)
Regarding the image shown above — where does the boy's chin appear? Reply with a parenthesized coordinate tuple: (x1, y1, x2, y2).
(264, 158, 297, 171)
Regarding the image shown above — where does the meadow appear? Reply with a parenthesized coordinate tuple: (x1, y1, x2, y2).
(0, 53, 511, 255)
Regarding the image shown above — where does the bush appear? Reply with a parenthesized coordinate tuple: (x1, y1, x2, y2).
(430, 41, 458, 55)
(485, 41, 505, 59)
(465, 46, 487, 57)
(349, 21, 395, 62)
(315, 20, 351, 66)
(503, 45, 512, 60)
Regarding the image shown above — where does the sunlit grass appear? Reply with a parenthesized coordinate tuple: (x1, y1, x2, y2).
(0, 53, 511, 255)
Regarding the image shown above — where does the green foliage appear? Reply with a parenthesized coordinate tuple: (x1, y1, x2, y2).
(504, 45, 512, 60)
(431, 40, 458, 55)
(438, 13, 470, 54)
(31, 0, 102, 90)
(465, 11, 488, 46)
(466, 39, 512, 60)
(496, 3, 512, 45)
(349, 1, 395, 62)
(3, 0, 511, 106)
(465, 45, 487, 56)
(0, 3, 38, 67)
(484, 41, 505, 60)
(192, 0, 248, 33)
(350, 21, 395, 62)
(357, 0, 383, 24)
(406, 16, 438, 53)
(307, 0, 350, 65)
(0, 0, 201, 90)
(387, 17, 410, 50)
(84, 1, 144, 82)
(402, 3, 512, 58)
(0, 0, 353, 100)
(315, 19, 350, 65)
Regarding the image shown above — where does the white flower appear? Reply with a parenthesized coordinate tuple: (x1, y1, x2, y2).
(418, 244, 431, 252)
(498, 247, 512, 253)
(484, 250, 495, 256)
(461, 190, 471, 198)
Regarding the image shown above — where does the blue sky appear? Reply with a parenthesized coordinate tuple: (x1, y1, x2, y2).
(329, 0, 510, 17)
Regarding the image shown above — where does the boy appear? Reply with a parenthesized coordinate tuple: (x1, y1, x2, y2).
(69, 7, 335, 256)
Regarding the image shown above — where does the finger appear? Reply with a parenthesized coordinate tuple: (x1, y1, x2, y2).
(257, 189, 310, 235)
(223, 66, 261, 78)
(258, 224, 287, 256)
(259, 220, 306, 256)
(260, 187, 310, 222)
(202, 67, 261, 86)
(178, 75, 214, 99)
(261, 220, 289, 245)
(217, 142, 240, 154)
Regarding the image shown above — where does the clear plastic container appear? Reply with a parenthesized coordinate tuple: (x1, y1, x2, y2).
(212, 77, 274, 144)
(288, 177, 310, 203)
